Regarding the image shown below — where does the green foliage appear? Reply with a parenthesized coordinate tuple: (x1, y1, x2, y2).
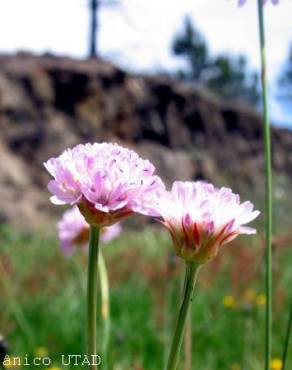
(172, 17, 260, 106)
(208, 55, 259, 105)
(0, 225, 292, 369)
(173, 18, 209, 81)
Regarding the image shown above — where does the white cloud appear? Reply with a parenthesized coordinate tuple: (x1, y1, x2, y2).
(0, 0, 291, 125)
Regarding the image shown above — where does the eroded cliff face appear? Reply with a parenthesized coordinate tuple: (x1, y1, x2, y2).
(0, 53, 291, 228)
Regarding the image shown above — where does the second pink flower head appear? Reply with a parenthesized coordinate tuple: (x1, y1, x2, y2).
(157, 181, 260, 264)
(58, 206, 122, 255)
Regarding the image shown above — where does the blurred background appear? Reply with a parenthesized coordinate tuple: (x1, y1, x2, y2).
(0, 1, 292, 369)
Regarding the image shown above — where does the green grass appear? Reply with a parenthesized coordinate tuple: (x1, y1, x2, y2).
(0, 225, 292, 369)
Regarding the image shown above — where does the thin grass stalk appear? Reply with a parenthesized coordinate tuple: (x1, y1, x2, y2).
(164, 280, 173, 366)
(164, 253, 177, 366)
(184, 309, 192, 370)
(164, 253, 182, 368)
(166, 262, 200, 370)
(182, 257, 192, 370)
(98, 248, 110, 370)
(87, 225, 100, 370)
(256, 2, 273, 369)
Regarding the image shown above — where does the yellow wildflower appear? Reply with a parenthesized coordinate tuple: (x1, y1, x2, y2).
(271, 358, 283, 370)
(223, 295, 236, 308)
(244, 289, 257, 303)
(34, 346, 48, 357)
(230, 363, 241, 370)
(257, 293, 267, 306)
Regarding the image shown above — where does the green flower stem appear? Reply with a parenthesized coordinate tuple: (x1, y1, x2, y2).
(98, 248, 110, 370)
(166, 262, 201, 370)
(184, 308, 192, 370)
(281, 296, 292, 370)
(87, 225, 100, 370)
(256, 2, 273, 370)
(163, 253, 179, 367)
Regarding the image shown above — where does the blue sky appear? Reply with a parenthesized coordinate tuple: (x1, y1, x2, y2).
(0, 0, 291, 126)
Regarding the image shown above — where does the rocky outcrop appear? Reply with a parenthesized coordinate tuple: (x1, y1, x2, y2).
(0, 53, 291, 228)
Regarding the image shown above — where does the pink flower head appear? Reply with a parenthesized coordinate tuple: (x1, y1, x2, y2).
(157, 181, 260, 264)
(58, 206, 89, 255)
(44, 143, 165, 226)
(58, 206, 122, 255)
(238, 0, 279, 6)
(101, 222, 122, 243)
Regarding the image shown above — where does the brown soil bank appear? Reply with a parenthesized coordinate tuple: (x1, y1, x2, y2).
(0, 53, 291, 228)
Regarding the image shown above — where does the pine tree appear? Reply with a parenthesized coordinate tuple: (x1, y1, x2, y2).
(172, 17, 260, 106)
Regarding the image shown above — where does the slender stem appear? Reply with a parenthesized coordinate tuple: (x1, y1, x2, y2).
(98, 248, 110, 370)
(282, 296, 292, 370)
(166, 262, 201, 370)
(164, 283, 172, 367)
(256, 2, 273, 370)
(164, 253, 180, 367)
(87, 225, 100, 370)
(182, 260, 192, 370)
(164, 255, 174, 366)
(184, 309, 192, 370)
